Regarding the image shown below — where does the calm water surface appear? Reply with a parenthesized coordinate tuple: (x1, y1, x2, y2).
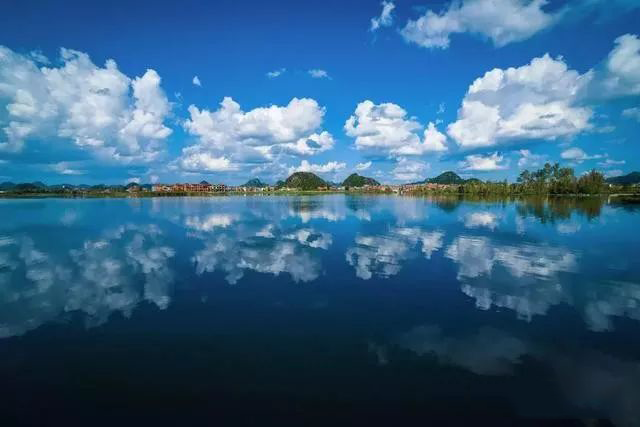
(1, 195, 639, 425)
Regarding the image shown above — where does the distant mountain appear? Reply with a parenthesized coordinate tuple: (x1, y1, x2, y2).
(429, 171, 465, 185)
(241, 178, 269, 188)
(342, 173, 380, 187)
(606, 172, 640, 185)
(410, 171, 469, 185)
(465, 178, 483, 184)
(1, 182, 50, 192)
(284, 172, 327, 190)
(13, 183, 41, 191)
(0, 182, 16, 190)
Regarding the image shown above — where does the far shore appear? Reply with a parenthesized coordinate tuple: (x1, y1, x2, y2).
(1, 191, 639, 202)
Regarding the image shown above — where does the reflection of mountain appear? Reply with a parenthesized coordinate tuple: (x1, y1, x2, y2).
(288, 197, 346, 222)
(346, 228, 444, 280)
(0, 225, 175, 338)
(384, 324, 640, 427)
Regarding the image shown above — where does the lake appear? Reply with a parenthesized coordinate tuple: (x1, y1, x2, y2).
(1, 195, 639, 425)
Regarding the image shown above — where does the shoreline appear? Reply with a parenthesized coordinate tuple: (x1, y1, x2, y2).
(1, 191, 638, 200)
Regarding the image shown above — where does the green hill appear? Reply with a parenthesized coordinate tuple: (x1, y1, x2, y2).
(409, 171, 466, 185)
(342, 173, 380, 187)
(241, 178, 269, 188)
(0, 182, 16, 190)
(606, 172, 640, 185)
(284, 172, 327, 190)
(465, 178, 482, 184)
(429, 171, 465, 184)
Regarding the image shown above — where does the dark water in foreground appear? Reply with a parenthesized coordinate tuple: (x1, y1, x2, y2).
(1, 195, 639, 425)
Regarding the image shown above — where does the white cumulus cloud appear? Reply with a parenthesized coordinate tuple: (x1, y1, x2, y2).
(599, 34, 640, 97)
(0, 46, 172, 163)
(392, 158, 428, 181)
(356, 161, 372, 171)
(448, 54, 593, 149)
(308, 69, 330, 79)
(345, 100, 448, 156)
(176, 97, 333, 174)
(288, 160, 346, 176)
(192, 75, 201, 86)
(401, 0, 558, 49)
(371, 1, 395, 31)
(517, 149, 545, 168)
(560, 147, 602, 163)
(177, 149, 238, 173)
(459, 152, 509, 171)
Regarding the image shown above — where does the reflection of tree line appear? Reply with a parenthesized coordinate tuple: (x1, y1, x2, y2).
(428, 195, 605, 221)
(516, 196, 603, 222)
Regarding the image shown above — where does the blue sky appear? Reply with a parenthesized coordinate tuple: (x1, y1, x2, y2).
(0, 0, 639, 185)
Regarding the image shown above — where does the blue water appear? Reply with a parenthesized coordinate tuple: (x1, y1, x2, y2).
(1, 195, 639, 425)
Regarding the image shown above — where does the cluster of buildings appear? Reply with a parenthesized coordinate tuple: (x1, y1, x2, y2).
(126, 181, 455, 195)
(152, 182, 226, 193)
(398, 183, 454, 193)
(150, 182, 276, 193)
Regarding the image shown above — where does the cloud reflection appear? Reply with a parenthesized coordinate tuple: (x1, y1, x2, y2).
(445, 235, 577, 320)
(0, 225, 175, 338)
(381, 324, 640, 427)
(346, 227, 444, 280)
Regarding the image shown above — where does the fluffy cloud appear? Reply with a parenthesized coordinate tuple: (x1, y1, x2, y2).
(177, 97, 333, 174)
(0, 46, 172, 163)
(392, 158, 428, 181)
(446, 33, 640, 150)
(356, 161, 372, 171)
(192, 75, 201, 86)
(448, 54, 593, 149)
(401, 0, 557, 49)
(177, 148, 238, 172)
(459, 152, 509, 171)
(345, 100, 448, 156)
(560, 147, 602, 163)
(308, 69, 330, 79)
(517, 149, 545, 168)
(370, 1, 395, 31)
(599, 34, 640, 96)
(51, 161, 86, 175)
(288, 160, 346, 175)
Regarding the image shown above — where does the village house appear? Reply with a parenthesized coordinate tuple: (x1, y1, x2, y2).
(152, 181, 226, 193)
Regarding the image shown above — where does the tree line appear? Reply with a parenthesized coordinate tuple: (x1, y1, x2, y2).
(410, 163, 613, 196)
